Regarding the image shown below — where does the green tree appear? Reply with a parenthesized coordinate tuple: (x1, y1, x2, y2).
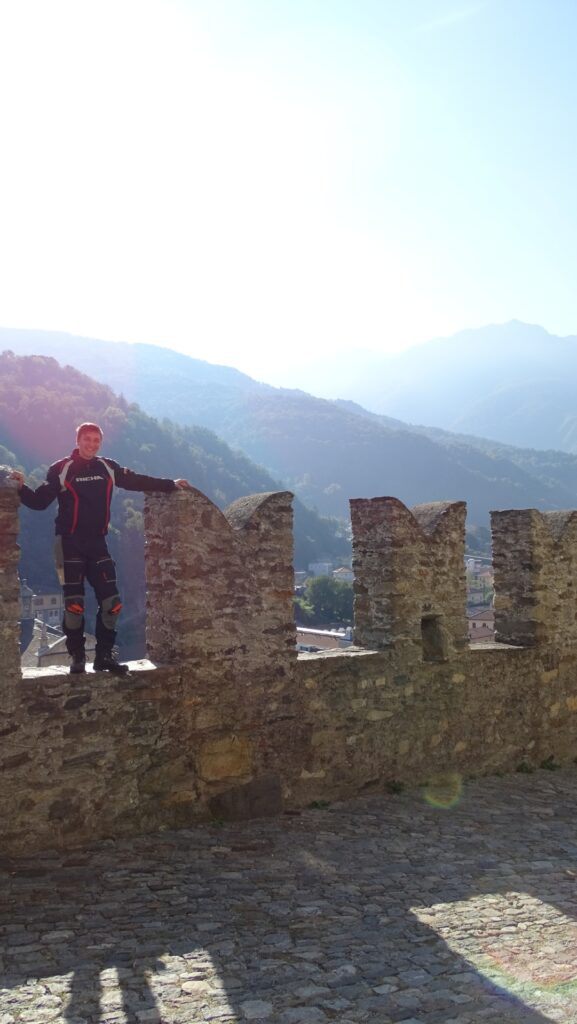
(300, 576, 353, 626)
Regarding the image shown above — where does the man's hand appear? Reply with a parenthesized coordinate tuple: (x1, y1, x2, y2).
(9, 471, 24, 490)
(174, 479, 193, 490)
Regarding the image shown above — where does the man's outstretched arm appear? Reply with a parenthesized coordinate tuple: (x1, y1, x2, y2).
(110, 462, 192, 493)
(10, 469, 59, 510)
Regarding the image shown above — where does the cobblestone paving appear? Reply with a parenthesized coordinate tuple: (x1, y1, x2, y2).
(3, 769, 577, 1023)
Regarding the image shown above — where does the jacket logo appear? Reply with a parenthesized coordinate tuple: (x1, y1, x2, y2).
(74, 476, 103, 482)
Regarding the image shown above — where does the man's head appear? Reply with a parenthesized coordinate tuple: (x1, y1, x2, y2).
(76, 422, 103, 460)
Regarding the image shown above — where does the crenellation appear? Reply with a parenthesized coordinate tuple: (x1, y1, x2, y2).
(350, 496, 467, 657)
(492, 508, 577, 646)
(225, 490, 296, 668)
(3, 487, 577, 856)
(144, 488, 295, 669)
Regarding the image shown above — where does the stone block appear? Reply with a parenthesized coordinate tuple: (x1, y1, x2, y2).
(198, 734, 253, 781)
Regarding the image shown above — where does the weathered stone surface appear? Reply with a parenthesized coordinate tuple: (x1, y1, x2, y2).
(209, 774, 283, 821)
(4, 772, 577, 1024)
(144, 488, 296, 668)
(199, 735, 253, 782)
(3, 488, 577, 857)
(492, 507, 577, 646)
(0, 486, 22, 709)
(3, 636, 577, 855)
(350, 497, 468, 656)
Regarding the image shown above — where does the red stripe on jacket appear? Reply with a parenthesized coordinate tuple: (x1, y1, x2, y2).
(64, 480, 80, 533)
(103, 474, 114, 533)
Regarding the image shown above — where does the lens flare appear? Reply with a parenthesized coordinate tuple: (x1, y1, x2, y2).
(423, 771, 463, 809)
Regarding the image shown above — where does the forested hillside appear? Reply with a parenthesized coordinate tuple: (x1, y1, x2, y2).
(336, 400, 577, 515)
(0, 352, 349, 656)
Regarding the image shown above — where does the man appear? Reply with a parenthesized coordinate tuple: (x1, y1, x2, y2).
(11, 422, 191, 675)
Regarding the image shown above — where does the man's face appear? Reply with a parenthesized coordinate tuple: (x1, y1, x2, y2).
(77, 429, 103, 460)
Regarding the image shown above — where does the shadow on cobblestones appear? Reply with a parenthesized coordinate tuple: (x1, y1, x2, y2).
(2, 769, 577, 1022)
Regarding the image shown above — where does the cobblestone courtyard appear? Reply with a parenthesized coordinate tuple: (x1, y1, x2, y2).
(3, 768, 577, 1023)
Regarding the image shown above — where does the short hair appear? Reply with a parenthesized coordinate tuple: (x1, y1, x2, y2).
(76, 422, 103, 441)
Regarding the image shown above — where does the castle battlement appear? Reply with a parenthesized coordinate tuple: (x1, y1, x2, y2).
(350, 497, 468, 657)
(492, 507, 577, 646)
(1, 482, 577, 857)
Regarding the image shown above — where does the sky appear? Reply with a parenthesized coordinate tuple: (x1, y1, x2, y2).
(1, 0, 577, 385)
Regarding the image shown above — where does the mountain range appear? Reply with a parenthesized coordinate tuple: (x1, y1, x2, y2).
(276, 320, 577, 452)
(2, 325, 577, 542)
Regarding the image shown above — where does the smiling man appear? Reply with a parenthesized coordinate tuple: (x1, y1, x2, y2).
(11, 422, 191, 675)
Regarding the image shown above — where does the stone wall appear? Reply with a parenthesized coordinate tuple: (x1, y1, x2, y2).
(2, 483, 577, 857)
(291, 644, 573, 806)
(0, 486, 22, 712)
(492, 508, 577, 646)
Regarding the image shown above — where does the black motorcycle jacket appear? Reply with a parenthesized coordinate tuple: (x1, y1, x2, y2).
(19, 448, 177, 536)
